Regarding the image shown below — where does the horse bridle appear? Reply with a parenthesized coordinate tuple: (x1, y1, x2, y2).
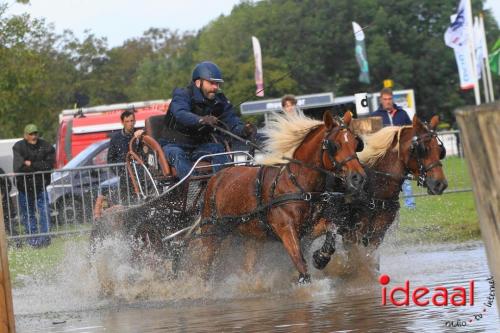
(320, 123, 363, 175)
(369, 127, 445, 188)
(284, 122, 363, 182)
(409, 129, 446, 187)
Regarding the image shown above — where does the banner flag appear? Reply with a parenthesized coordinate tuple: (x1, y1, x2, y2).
(444, 0, 476, 90)
(453, 45, 475, 90)
(473, 16, 484, 79)
(444, 0, 467, 48)
(251, 36, 264, 97)
(352, 21, 370, 84)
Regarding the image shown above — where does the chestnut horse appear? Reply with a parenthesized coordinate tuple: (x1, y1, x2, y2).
(312, 115, 448, 270)
(186, 111, 366, 283)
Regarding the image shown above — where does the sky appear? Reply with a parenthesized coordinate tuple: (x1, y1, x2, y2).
(6, 0, 244, 47)
(485, 0, 500, 25)
(5, 0, 500, 48)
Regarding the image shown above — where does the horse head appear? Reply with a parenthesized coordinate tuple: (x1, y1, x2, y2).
(401, 115, 448, 195)
(321, 112, 366, 193)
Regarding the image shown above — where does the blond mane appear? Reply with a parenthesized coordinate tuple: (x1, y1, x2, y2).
(358, 126, 412, 166)
(256, 112, 323, 165)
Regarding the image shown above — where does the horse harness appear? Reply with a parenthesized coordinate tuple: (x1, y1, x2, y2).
(409, 129, 446, 186)
(346, 167, 400, 242)
(199, 123, 360, 237)
(359, 126, 446, 212)
(346, 128, 446, 243)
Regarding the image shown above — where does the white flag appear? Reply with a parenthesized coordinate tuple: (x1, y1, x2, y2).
(445, 0, 476, 90)
(453, 45, 475, 90)
(473, 16, 484, 79)
(251, 36, 264, 97)
(444, 0, 468, 49)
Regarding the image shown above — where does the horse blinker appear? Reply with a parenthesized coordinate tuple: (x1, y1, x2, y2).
(355, 136, 364, 152)
(438, 143, 446, 160)
(411, 136, 446, 160)
(323, 139, 338, 157)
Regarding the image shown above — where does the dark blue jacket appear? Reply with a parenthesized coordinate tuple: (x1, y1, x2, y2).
(107, 130, 134, 164)
(371, 104, 412, 126)
(163, 83, 245, 144)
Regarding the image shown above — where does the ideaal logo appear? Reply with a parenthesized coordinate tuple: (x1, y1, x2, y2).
(379, 274, 475, 306)
(379, 274, 496, 327)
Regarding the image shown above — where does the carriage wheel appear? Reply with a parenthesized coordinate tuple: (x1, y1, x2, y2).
(126, 135, 175, 198)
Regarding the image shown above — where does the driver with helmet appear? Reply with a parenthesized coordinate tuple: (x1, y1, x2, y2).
(160, 61, 256, 179)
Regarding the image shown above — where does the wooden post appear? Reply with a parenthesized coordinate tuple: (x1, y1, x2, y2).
(0, 193, 15, 332)
(455, 102, 500, 312)
(350, 116, 383, 135)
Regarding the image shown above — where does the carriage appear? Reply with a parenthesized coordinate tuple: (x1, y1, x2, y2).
(91, 114, 256, 259)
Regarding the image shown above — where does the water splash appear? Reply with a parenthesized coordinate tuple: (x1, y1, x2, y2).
(12, 230, 498, 332)
(12, 231, 387, 318)
(13, 239, 104, 315)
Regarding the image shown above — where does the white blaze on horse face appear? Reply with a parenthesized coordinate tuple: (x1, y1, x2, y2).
(344, 132, 349, 142)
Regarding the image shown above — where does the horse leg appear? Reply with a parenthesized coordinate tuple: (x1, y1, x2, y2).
(363, 212, 397, 273)
(242, 239, 258, 275)
(184, 228, 220, 280)
(313, 226, 337, 270)
(279, 228, 310, 284)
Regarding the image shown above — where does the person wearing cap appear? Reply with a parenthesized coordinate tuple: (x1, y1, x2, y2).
(12, 124, 55, 247)
(160, 61, 256, 179)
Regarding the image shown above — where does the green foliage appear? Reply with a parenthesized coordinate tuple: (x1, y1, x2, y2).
(0, 0, 499, 141)
(0, 7, 77, 139)
(127, 29, 197, 100)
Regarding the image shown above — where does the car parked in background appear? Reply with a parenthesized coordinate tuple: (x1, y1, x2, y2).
(47, 139, 114, 224)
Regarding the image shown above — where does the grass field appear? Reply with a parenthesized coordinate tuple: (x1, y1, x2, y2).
(398, 156, 480, 243)
(8, 235, 88, 285)
(398, 192, 479, 243)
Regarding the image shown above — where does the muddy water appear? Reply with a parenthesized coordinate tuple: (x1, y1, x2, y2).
(13, 236, 499, 333)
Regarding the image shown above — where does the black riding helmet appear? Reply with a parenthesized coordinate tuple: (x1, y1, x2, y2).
(192, 61, 224, 83)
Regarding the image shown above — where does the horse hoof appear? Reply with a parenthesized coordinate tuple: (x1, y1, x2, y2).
(312, 250, 332, 270)
(298, 273, 311, 285)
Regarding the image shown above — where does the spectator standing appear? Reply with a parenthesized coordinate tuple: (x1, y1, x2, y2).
(105, 110, 143, 205)
(12, 124, 55, 247)
(107, 110, 143, 165)
(371, 88, 415, 209)
(281, 94, 304, 117)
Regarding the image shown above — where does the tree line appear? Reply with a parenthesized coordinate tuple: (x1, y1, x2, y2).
(0, 0, 498, 140)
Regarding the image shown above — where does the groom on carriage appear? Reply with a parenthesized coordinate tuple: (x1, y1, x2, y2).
(159, 61, 257, 179)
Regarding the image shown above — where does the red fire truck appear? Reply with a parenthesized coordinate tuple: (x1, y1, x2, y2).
(55, 99, 170, 168)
